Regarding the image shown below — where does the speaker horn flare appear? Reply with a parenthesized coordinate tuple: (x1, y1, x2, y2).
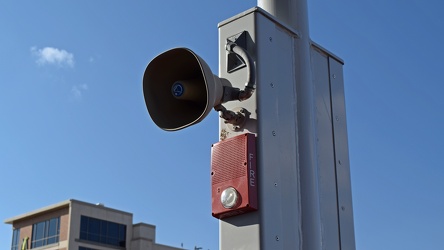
(143, 48, 225, 131)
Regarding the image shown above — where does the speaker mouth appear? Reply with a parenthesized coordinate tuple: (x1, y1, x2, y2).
(143, 48, 215, 131)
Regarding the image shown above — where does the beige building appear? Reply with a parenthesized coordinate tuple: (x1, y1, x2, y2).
(5, 199, 183, 250)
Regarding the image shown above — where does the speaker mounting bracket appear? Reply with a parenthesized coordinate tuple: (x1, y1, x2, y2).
(226, 107, 250, 131)
(214, 105, 249, 131)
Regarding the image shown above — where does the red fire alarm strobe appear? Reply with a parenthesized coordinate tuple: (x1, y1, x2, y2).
(211, 133, 258, 219)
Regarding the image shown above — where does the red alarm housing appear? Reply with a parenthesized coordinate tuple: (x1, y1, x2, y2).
(211, 133, 258, 219)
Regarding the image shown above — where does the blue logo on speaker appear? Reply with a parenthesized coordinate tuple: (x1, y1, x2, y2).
(172, 82, 184, 97)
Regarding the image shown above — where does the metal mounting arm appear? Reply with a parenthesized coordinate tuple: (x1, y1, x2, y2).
(214, 104, 246, 127)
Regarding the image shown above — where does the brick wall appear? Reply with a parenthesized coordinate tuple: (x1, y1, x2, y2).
(12, 206, 69, 247)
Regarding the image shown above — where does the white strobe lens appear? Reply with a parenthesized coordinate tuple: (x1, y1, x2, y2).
(220, 187, 239, 209)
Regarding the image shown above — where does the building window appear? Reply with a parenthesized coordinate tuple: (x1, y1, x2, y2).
(80, 215, 126, 247)
(31, 217, 60, 248)
(11, 228, 20, 250)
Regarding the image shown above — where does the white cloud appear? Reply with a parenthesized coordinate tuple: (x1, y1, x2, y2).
(31, 46, 74, 67)
(71, 84, 88, 99)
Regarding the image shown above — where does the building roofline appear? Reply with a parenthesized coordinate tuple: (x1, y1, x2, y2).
(4, 199, 71, 224)
(4, 199, 132, 224)
(133, 222, 156, 228)
(69, 199, 133, 216)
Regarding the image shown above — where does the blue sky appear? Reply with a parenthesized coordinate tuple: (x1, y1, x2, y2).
(1, 1, 443, 250)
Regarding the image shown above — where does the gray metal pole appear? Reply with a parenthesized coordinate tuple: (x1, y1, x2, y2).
(258, 0, 322, 249)
(218, 0, 355, 248)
